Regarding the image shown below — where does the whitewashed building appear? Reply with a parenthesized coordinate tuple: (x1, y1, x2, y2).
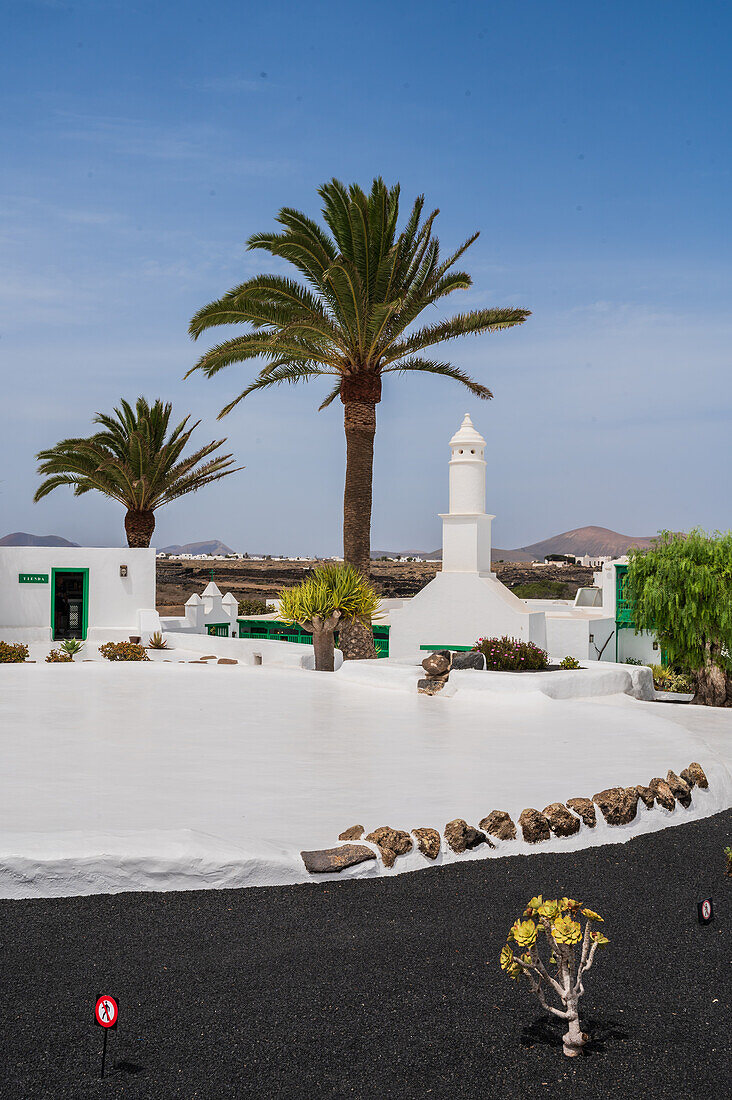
(0, 546, 157, 643)
(388, 415, 547, 660)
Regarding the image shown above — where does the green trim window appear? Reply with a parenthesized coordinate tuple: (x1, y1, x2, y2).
(207, 623, 231, 637)
(51, 568, 89, 641)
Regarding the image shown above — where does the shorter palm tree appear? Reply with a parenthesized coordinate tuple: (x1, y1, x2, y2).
(278, 562, 381, 671)
(34, 397, 243, 547)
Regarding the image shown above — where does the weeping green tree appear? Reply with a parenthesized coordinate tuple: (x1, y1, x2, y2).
(625, 529, 732, 707)
(278, 563, 381, 671)
(34, 397, 242, 547)
(187, 177, 529, 581)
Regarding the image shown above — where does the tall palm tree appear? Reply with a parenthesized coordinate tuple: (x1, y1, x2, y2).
(34, 396, 243, 547)
(188, 178, 529, 575)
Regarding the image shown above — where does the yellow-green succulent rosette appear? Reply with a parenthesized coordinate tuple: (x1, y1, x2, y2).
(500, 943, 514, 971)
(537, 899, 560, 920)
(551, 914, 583, 945)
(523, 896, 543, 916)
(581, 907, 604, 922)
(560, 897, 582, 913)
(590, 929, 610, 948)
(512, 919, 538, 948)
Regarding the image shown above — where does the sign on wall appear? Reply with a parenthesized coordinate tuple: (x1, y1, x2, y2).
(18, 573, 49, 584)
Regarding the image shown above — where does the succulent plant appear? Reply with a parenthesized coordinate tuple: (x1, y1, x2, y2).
(498, 895, 610, 1057)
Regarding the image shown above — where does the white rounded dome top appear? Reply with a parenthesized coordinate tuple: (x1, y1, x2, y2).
(449, 413, 486, 451)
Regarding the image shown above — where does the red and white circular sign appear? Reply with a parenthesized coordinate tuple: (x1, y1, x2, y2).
(95, 995, 118, 1028)
(701, 900, 712, 921)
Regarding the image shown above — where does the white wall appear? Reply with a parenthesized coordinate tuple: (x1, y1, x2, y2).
(0, 547, 155, 640)
(388, 572, 547, 661)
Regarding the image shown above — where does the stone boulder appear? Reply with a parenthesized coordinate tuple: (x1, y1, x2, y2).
(421, 651, 452, 679)
(338, 824, 364, 841)
(479, 810, 517, 841)
(301, 844, 377, 874)
(451, 650, 486, 671)
(681, 761, 709, 789)
(566, 797, 596, 827)
(413, 827, 441, 860)
(518, 808, 551, 843)
(635, 785, 656, 809)
(217, 658, 238, 665)
(365, 826, 413, 867)
(543, 802, 581, 837)
(648, 777, 676, 811)
(592, 787, 638, 826)
(444, 818, 491, 853)
(417, 677, 448, 695)
(666, 770, 692, 808)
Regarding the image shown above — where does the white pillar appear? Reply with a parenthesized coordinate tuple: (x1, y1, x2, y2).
(440, 414, 494, 573)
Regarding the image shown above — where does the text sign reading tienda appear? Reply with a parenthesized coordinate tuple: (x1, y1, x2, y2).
(18, 573, 49, 584)
(697, 898, 714, 924)
(95, 995, 119, 1029)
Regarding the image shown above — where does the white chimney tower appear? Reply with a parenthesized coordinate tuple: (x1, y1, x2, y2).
(440, 413, 494, 573)
(387, 411, 547, 660)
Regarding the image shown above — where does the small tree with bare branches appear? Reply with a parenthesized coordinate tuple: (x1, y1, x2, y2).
(499, 896, 609, 1057)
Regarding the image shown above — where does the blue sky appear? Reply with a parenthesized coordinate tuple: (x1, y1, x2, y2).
(2, 0, 730, 553)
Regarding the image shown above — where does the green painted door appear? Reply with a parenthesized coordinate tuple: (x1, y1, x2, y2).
(51, 568, 89, 640)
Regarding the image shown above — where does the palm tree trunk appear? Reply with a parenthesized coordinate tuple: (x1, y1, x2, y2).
(341, 375, 379, 661)
(124, 509, 156, 548)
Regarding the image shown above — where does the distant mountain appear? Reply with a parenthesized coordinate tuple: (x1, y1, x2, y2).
(374, 526, 657, 563)
(159, 539, 236, 556)
(0, 532, 79, 547)
(504, 526, 657, 562)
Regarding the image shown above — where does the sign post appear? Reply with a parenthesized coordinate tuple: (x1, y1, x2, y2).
(94, 995, 119, 1079)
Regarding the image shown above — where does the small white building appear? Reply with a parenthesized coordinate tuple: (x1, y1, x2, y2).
(160, 578, 239, 638)
(388, 415, 547, 660)
(0, 546, 157, 644)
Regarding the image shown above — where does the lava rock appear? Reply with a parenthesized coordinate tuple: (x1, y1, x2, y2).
(518, 808, 551, 843)
(683, 761, 709, 789)
(592, 787, 638, 826)
(566, 797, 597, 827)
(478, 810, 517, 841)
(666, 770, 692, 808)
(635, 785, 656, 809)
(364, 827, 413, 868)
(543, 802, 581, 837)
(301, 844, 377, 874)
(451, 650, 486, 671)
(444, 818, 491, 853)
(217, 658, 238, 665)
(648, 778, 676, 811)
(338, 825, 364, 841)
(413, 827, 441, 859)
(417, 678, 447, 695)
(421, 651, 452, 678)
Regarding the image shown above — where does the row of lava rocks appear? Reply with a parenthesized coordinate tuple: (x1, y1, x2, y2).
(300, 761, 708, 875)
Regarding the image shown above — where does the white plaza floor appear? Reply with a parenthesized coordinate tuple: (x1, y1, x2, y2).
(1, 654, 730, 897)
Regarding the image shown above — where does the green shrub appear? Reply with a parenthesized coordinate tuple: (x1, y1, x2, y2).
(474, 636, 548, 671)
(624, 657, 645, 666)
(46, 648, 73, 663)
(559, 655, 581, 670)
(147, 631, 168, 649)
(237, 598, 269, 616)
(60, 639, 84, 658)
(99, 641, 150, 662)
(0, 641, 29, 663)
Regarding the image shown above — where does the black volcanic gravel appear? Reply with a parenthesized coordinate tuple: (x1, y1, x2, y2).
(1, 811, 730, 1099)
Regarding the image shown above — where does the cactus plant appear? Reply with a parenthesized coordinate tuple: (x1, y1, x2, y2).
(499, 895, 609, 1057)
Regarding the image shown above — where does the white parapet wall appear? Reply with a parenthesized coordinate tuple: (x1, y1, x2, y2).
(388, 571, 547, 660)
(0, 546, 156, 642)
